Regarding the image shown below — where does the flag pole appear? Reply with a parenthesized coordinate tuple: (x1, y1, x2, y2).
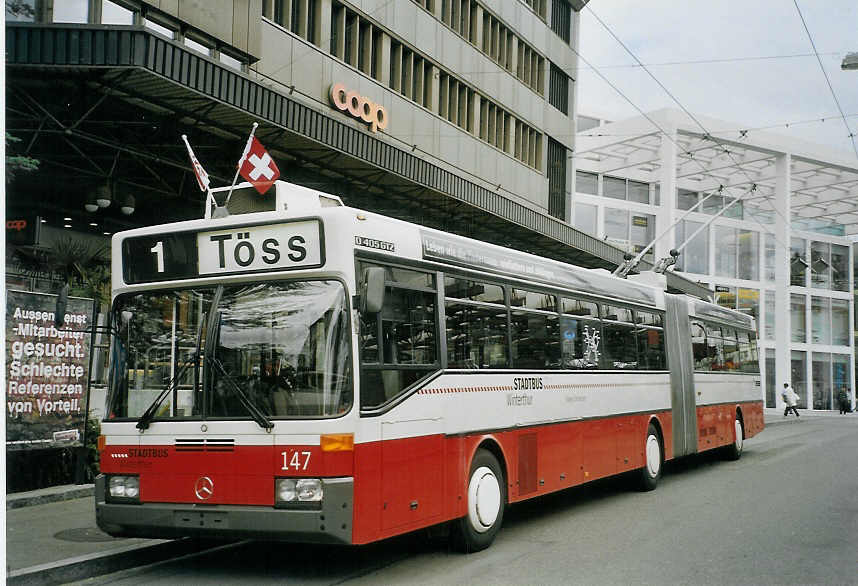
(225, 122, 259, 207)
(181, 134, 214, 216)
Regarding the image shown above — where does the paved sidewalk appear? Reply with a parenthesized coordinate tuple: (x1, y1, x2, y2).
(5, 485, 213, 585)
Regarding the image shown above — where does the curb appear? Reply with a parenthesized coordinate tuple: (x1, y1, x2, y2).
(6, 485, 95, 510)
(6, 538, 225, 586)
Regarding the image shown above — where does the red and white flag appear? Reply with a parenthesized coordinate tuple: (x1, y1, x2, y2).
(238, 136, 280, 195)
(181, 134, 210, 192)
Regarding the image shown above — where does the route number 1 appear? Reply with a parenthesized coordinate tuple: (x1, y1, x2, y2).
(150, 241, 164, 273)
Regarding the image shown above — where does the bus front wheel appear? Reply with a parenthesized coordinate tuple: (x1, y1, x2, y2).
(638, 423, 663, 492)
(452, 449, 506, 552)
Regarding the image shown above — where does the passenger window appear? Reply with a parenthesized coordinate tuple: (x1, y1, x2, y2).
(559, 315, 602, 369)
(637, 326, 666, 370)
(705, 323, 725, 370)
(446, 302, 508, 368)
(561, 297, 599, 317)
(721, 328, 739, 372)
(739, 330, 760, 373)
(602, 305, 637, 369)
(444, 277, 504, 304)
(511, 310, 559, 368)
(512, 289, 557, 311)
(691, 321, 709, 371)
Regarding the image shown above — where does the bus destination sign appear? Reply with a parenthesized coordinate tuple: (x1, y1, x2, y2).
(122, 220, 324, 284)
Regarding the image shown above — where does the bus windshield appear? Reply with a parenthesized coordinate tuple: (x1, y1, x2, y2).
(106, 280, 352, 421)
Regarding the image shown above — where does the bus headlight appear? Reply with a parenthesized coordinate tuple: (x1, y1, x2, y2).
(275, 478, 323, 508)
(107, 475, 140, 503)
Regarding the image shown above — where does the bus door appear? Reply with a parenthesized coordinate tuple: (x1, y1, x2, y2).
(664, 294, 697, 457)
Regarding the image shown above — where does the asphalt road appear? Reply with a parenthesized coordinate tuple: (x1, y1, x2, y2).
(74, 417, 858, 586)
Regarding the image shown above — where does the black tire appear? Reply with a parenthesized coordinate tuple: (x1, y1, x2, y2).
(638, 423, 663, 492)
(451, 448, 506, 553)
(723, 414, 744, 461)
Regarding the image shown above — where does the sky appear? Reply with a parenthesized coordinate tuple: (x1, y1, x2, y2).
(576, 0, 858, 162)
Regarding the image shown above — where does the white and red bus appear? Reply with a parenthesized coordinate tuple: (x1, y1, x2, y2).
(96, 180, 763, 551)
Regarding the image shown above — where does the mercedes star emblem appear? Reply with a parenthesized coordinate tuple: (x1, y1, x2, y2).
(194, 476, 214, 500)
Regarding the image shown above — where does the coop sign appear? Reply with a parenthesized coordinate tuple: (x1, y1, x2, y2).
(329, 83, 388, 132)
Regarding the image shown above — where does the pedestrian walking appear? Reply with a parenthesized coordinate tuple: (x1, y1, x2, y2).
(837, 387, 850, 414)
(782, 383, 800, 417)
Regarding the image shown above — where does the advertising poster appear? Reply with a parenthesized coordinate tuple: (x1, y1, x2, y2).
(6, 290, 94, 449)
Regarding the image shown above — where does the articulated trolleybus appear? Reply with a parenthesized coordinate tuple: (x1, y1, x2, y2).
(97, 180, 763, 551)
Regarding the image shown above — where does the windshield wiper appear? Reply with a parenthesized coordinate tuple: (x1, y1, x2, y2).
(209, 354, 274, 432)
(137, 319, 206, 430)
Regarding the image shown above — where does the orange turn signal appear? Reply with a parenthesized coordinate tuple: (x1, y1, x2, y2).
(97, 435, 106, 452)
(320, 433, 354, 452)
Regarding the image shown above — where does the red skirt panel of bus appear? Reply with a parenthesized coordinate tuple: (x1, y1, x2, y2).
(350, 410, 673, 544)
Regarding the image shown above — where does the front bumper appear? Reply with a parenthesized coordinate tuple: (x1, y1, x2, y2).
(95, 475, 353, 544)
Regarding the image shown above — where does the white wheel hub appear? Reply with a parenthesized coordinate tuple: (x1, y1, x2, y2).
(645, 434, 661, 477)
(467, 466, 501, 533)
(734, 419, 744, 451)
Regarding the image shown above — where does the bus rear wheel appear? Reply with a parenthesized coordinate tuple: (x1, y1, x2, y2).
(723, 414, 744, 461)
(638, 423, 662, 492)
(452, 449, 505, 553)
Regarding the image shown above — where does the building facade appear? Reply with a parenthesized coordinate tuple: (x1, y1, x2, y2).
(574, 109, 857, 411)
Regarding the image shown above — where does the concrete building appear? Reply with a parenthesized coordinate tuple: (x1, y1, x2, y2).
(574, 109, 857, 411)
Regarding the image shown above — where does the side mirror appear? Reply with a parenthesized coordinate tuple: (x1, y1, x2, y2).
(360, 267, 386, 314)
(54, 283, 70, 328)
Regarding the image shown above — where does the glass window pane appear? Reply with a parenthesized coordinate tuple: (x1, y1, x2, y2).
(102, 0, 134, 24)
(739, 330, 759, 373)
(791, 350, 807, 408)
(576, 171, 597, 195)
(790, 238, 807, 286)
(715, 285, 736, 311)
(764, 290, 775, 340)
(560, 316, 601, 369)
(604, 207, 628, 243)
(765, 348, 775, 407)
(574, 202, 597, 234)
(637, 327, 665, 370)
(812, 352, 831, 410)
(511, 289, 556, 311)
(811, 242, 831, 289)
(635, 310, 663, 327)
(561, 297, 598, 317)
(444, 277, 503, 304)
(810, 296, 830, 344)
(701, 194, 724, 215)
(6, 0, 36, 22)
(676, 189, 698, 211)
(628, 180, 649, 204)
(675, 220, 709, 275)
(602, 305, 634, 323)
(603, 320, 637, 369)
(738, 230, 759, 280)
(184, 37, 211, 56)
(380, 289, 436, 365)
(445, 302, 508, 368)
(629, 214, 655, 258)
(53, 0, 88, 22)
(791, 294, 806, 343)
(715, 225, 737, 278)
(360, 369, 427, 408)
(738, 288, 759, 329)
(832, 299, 849, 345)
(764, 235, 775, 282)
(832, 354, 851, 408)
(722, 328, 740, 372)
(387, 266, 434, 288)
(511, 311, 559, 368)
(691, 321, 709, 371)
(145, 18, 176, 39)
(219, 52, 243, 70)
(603, 176, 626, 200)
(831, 244, 849, 291)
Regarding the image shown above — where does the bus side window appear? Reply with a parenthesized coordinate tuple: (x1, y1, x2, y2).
(690, 321, 709, 371)
(511, 289, 558, 369)
(559, 297, 602, 369)
(445, 277, 508, 369)
(601, 305, 637, 370)
(739, 329, 760, 373)
(635, 310, 666, 370)
(705, 323, 725, 370)
(721, 327, 740, 372)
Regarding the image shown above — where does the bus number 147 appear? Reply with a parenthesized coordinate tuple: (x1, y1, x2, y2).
(281, 450, 311, 471)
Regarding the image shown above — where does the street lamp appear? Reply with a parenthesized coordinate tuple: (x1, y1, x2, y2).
(842, 52, 858, 70)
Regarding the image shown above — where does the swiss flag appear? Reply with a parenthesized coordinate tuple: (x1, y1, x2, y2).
(239, 136, 280, 194)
